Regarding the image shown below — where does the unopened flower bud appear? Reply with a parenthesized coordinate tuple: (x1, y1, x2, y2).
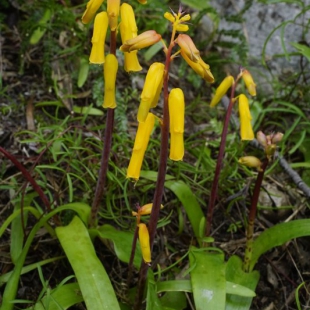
(120, 30, 161, 53)
(210, 76, 234, 107)
(242, 69, 256, 96)
(89, 12, 108, 64)
(271, 132, 283, 144)
(256, 131, 267, 147)
(132, 203, 164, 216)
(138, 223, 151, 263)
(238, 94, 254, 141)
(238, 156, 262, 171)
(169, 88, 185, 161)
(177, 34, 200, 62)
(81, 0, 104, 24)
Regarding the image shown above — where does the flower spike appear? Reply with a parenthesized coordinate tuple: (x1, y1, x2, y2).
(89, 12, 108, 64)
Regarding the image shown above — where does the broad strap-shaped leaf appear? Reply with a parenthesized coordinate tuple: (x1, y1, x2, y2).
(225, 256, 259, 310)
(189, 248, 226, 310)
(56, 216, 120, 310)
(26, 283, 83, 310)
(251, 219, 310, 271)
(92, 224, 142, 269)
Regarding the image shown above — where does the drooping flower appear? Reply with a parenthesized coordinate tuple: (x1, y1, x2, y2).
(107, 0, 120, 31)
(119, 3, 142, 72)
(176, 34, 200, 62)
(242, 69, 256, 96)
(238, 94, 254, 141)
(132, 203, 164, 217)
(89, 12, 108, 64)
(169, 88, 185, 161)
(120, 30, 161, 53)
(210, 76, 234, 107)
(180, 50, 214, 83)
(103, 54, 118, 108)
(127, 113, 155, 180)
(137, 63, 164, 123)
(238, 156, 262, 171)
(138, 223, 151, 263)
(82, 0, 104, 24)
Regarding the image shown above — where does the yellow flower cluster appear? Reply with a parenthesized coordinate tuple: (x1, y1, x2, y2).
(126, 8, 214, 180)
(210, 69, 257, 141)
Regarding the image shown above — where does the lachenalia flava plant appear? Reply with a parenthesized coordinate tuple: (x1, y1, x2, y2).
(119, 6, 215, 308)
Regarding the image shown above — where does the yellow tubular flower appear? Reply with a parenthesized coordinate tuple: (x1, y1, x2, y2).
(210, 76, 234, 107)
(89, 12, 108, 64)
(107, 0, 120, 31)
(82, 0, 104, 24)
(120, 3, 142, 72)
(103, 54, 118, 108)
(238, 94, 254, 141)
(242, 69, 256, 96)
(127, 113, 155, 180)
(180, 50, 214, 83)
(138, 223, 151, 263)
(177, 34, 200, 62)
(137, 0, 147, 3)
(238, 156, 262, 171)
(120, 30, 161, 52)
(132, 203, 164, 216)
(169, 88, 185, 161)
(138, 63, 164, 123)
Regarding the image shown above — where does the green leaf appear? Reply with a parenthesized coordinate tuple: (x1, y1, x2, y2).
(251, 219, 310, 271)
(26, 283, 84, 310)
(160, 292, 187, 310)
(56, 216, 120, 310)
(140, 171, 205, 245)
(157, 280, 192, 293)
(146, 270, 164, 310)
(226, 282, 256, 298)
(77, 57, 89, 88)
(225, 256, 260, 310)
(189, 248, 226, 310)
(290, 42, 310, 62)
(93, 224, 142, 269)
(72, 105, 104, 116)
(0, 257, 63, 287)
(29, 9, 52, 45)
(0, 204, 90, 310)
